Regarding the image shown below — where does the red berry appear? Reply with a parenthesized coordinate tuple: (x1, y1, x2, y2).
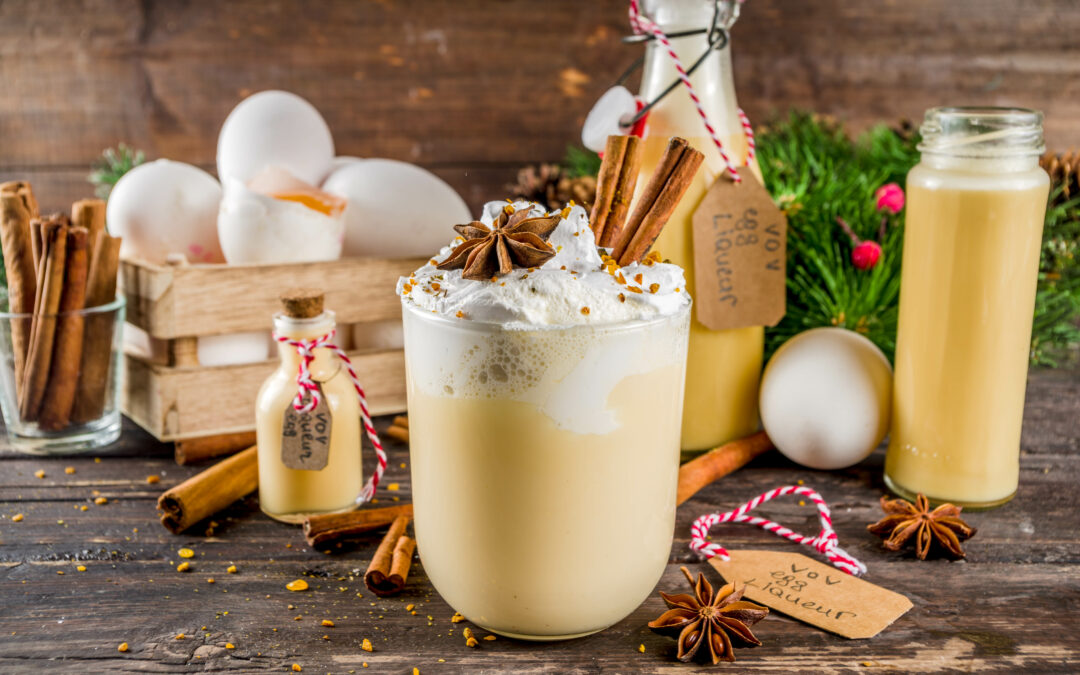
(852, 240, 882, 270)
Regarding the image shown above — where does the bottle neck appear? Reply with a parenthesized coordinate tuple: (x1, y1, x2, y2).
(274, 311, 338, 372)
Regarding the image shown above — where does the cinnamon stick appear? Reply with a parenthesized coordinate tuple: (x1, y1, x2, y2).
(0, 181, 39, 220)
(0, 189, 38, 398)
(591, 134, 643, 248)
(303, 503, 414, 548)
(70, 233, 122, 424)
(385, 424, 409, 443)
(364, 513, 413, 596)
(174, 430, 258, 465)
(676, 431, 774, 505)
(157, 445, 259, 534)
(392, 415, 409, 429)
(613, 137, 704, 266)
(20, 218, 68, 421)
(71, 199, 106, 264)
(37, 227, 89, 430)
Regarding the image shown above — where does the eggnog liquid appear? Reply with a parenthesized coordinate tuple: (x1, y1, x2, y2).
(256, 313, 363, 522)
(640, 133, 764, 452)
(403, 305, 689, 639)
(886, 157, 1049, 507)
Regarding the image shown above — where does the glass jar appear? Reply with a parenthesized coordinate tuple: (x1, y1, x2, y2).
(636, 0, 764, 453)
(885, 107, 1050, 508)
(403, 302, 689, 640)
(256, 308, 363, 523)
(0, 296, 125, 453)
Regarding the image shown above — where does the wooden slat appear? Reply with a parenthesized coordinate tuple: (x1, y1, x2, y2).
(121, 348, 406, 440)
(120, 256, 424, 339)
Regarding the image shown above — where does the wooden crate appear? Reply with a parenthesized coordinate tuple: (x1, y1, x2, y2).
(119, 256, 423, 441)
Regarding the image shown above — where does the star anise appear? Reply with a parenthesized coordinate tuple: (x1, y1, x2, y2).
(648, 566, 768, 665)
(436, 204, 561, 281)
(867, 493, 977, 560)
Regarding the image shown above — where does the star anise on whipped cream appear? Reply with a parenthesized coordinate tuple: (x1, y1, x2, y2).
(436, 204, 561, 281)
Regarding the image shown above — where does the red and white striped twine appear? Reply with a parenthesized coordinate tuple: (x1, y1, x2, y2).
(628, 0, 754, 182)
(690, 485, 868, 576)
(273, 329, 387, 504)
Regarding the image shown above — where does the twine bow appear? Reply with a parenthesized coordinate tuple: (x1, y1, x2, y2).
(689, 485, 868, 576)
(272, 329, 387, 503)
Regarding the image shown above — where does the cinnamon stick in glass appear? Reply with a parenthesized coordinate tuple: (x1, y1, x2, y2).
(613, 137, 704, 266)
(591, 134, 643, 248)
(71, 199, 106, 264)
(676, 431, 774, 505)
(303, 503, 414, 548)
(364, 513, 414, 596)
(0, 189, 38, 398)
(157, 445, 259, 534)
(174, 430, 258, 465)
(70, 233, 122, 424)
(20, 218, 69, 421)
(38, 226, 89, 430)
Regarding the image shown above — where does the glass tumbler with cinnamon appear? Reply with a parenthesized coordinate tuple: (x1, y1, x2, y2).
(399, 191, 694, 639)
(633, 0, 764, 453)
(886, 107, 1050, 508)
(256, 289, 363, 523)
(0, 188, 125, 453)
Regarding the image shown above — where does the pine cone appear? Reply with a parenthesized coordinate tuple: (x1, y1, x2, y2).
(1042, 150, 1080, 199)
(507, 164, 596, 211)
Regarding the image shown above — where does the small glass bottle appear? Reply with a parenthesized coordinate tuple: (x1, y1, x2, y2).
(885, 107, 1050, 508)
(256, 289, 363, 522)
(636, 0, 765, 453)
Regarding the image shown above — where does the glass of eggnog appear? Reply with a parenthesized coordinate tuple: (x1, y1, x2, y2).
(399, 200, 691, 640)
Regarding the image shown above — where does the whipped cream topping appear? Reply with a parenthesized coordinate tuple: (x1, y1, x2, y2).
(397, 201, 690, 329)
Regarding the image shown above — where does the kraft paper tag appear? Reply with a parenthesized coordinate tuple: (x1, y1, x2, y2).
(281, 385, 332, 471)
(691, 173, 787, 330)
(709, 551, 912, 639)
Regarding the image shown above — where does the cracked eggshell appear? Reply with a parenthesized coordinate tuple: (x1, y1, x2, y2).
(106, 159, 224, 264)
(759, 328, 893, 470)
(216, 90, 335, 186)
(322, 158, 471, 258)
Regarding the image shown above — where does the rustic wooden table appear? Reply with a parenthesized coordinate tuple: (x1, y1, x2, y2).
(1, 369, 1077, 673)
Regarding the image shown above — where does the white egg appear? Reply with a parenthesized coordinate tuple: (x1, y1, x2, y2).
(217, 178, 344, 264)
(197, 331, 272, 366)
(217, 90, 335, 186)
(322, 158, 471, 258)
(106, 159, 223, 264)
(759, 328, 893, 470)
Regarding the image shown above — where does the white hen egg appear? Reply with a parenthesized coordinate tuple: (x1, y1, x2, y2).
(759, 328, 893, 470)
(321, 158, 471, 258)
(106, 159, 223, 264)
(216, 90, 335, 186)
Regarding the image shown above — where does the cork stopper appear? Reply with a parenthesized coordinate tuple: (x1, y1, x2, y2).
(280, 288, 325, 319)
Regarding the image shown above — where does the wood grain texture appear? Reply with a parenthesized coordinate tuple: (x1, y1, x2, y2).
(2, 0, 1079, 215)
(0, 369, 1077, 672)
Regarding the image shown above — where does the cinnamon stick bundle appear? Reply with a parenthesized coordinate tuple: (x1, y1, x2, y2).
(71, 199, 106, 263)
(174, 430, 258, 465)
(364, 513, 415, 596)
(37, 227, 89, 430)
(70, 232, 122, 424)
(20, 217, 69, 421)
(590, 134, 643, 248)
(612, 137, 704, 266)
(676, 431, 774, 505)
(303, 503, 414, 548)
(0, 186, 38, 398)
(157, 445, 259, 534)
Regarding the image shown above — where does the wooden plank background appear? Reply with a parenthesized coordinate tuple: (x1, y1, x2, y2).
(2, 0, 1080, 215)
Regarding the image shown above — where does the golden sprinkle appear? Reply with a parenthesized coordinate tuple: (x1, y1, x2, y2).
(12, 514, 23, 522)
(227, 565, 238, 574)
(451, 612, 465, 623)
(77, 565, 86, 572)
(292, 665, 303, 672)
(406, 604, 415, 611)
(34, 470, 45, 479)
(361, 638, 374, 652)
(207, 578, 215, 584)
(80, 505, 88, 511)
(176, 562, 190, 572)
(175, 633, 185, 640)
(64, 467, 76, 475)
(225, 643, 235, 649)
(483, 635, 496, 641)
(56, 570, 64, 575)
(466, 637, 479, 647)
(178, 548, 195, 559)
(639, 644, 646, 653)
(117, 642, 129, 652)
(387, 483, 400, 491)
(94, 497, 108, 505)
(618, 293, 626, 303)
(286, 579, 309, 592)
(146, 475, 160, 484)
(321, 619, 335, 627)
(634, 273, 643, 284)
(649, 283, 660, 294)
(580, 307, 590, 315)
(463, 627, 473, 639)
